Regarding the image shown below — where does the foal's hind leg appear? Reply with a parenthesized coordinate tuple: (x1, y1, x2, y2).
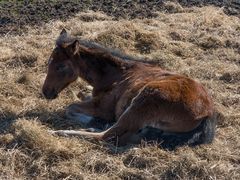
(100, 99, 153, 145)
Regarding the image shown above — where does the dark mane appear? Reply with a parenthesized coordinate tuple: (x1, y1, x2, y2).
(56, 34, 158, 65)
(79, 40, 137, 61)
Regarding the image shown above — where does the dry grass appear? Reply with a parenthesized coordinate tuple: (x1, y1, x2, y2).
(0, 4, 240, 179)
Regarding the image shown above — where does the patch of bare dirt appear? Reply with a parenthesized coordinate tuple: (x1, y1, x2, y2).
(1, 0, 240, 35)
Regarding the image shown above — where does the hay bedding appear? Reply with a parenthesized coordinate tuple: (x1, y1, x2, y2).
(0, 3, 240, 179)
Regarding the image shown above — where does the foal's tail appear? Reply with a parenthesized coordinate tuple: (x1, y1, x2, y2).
(141, 112, 218, 150)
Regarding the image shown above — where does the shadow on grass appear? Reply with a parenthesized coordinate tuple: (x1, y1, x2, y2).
(0, 110, 17, 134)
(0, 106, 217, 153)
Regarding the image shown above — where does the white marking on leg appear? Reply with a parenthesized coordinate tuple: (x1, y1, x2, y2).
(67, 112, 93, 125)
(86, 128, 101, 132)
(50, 130, 83, 137)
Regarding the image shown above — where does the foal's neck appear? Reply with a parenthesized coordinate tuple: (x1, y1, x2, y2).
(76, 49, 132, 92)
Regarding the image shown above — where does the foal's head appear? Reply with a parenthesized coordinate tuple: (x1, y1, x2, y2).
(42, 29, 81, 99)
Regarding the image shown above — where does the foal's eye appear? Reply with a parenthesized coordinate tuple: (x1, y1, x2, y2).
(56, 64, 67, 72)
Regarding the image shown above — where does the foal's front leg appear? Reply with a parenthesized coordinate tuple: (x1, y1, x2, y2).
(65, 97, 115, 127)
(53, 91, 156, 146)
(66, 101, 94, 126)
(51, 98, 148, 146)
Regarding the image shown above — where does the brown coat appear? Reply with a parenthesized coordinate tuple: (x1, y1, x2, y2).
(42, 29, 216, 146)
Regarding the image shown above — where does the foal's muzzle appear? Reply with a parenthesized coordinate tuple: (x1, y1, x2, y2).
(42, 88, 58, 100)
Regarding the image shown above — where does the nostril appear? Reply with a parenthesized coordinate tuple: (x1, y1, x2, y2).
(42, 88, 57, 99)
(51, 90, 57, 98)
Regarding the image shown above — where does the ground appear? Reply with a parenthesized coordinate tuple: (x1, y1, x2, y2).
(1, 0, 240, 35)
(0, 1, 240, 179)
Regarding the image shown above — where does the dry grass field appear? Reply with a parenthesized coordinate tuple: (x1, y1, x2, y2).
(0, 2, 240, 179)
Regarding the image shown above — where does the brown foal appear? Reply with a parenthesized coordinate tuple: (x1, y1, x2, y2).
(42, 29, 216, 147)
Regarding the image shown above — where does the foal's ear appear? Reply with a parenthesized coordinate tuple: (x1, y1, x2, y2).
(66, 40, 80, 56)
(71, 40, 80, 55)
(60, 28, 67, 35)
